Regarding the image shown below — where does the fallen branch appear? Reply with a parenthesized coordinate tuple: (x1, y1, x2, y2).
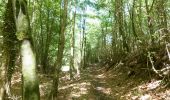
(148, 51, 170, 77)
(160, 64, 170, 72)
(148, 52, 162, 77)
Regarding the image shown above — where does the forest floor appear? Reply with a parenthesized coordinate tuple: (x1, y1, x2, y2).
(44, 64, 170, 100)
(11, 63, 170, 100)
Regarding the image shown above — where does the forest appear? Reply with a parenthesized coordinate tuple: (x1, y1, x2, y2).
(0, 0, 170, 100)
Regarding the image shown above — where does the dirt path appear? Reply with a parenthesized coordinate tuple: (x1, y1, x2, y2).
(57, 66, 115, 100)
(56, 64, 166, 100)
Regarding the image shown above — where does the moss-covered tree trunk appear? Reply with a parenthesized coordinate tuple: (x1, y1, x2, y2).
(0, 0, 18, 99)
(14, 0, 40, 99)
(20, 39, 40, 100)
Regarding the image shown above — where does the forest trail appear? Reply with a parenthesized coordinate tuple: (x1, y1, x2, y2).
(56, 63, 145, 100)
(11, 64, 170, 100)
(56, 64, 170, 100)
(57, 65, 115, 100)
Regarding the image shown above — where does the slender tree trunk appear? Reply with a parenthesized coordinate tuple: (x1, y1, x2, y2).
(115, 0, 129, 52)
(42, 4, 53, 73)
(83, 27, 87, 68)
(38, 0, 44, 66)
(156, 0, 168, 41)
(137, 0, 144, 36)
(131, 0, 137, 38)
(145, 0, 155, 43)
(52, 0, 68, 98)
(70, 1, 76, 79)
(82, 18, 86, 68)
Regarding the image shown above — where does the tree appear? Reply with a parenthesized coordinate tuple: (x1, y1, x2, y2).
(155, 0, 168, 42)
(41, 2, 54, 73)
(115, 0, 129, 52)
(0, 0, 18, 99)
(14, 0, 40, 99)
(145, 0, 155, 44)
(70, 0, 77, 79)
(51, 0, 68, 98)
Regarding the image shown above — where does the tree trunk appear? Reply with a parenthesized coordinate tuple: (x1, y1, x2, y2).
(145, 0, 155, 44)
(70, 2, 76, 79)
(21, 40, 40, 100)
(115, 0, 129, 52)
(81, 18, 86, 68)
(42, 4, 53, 73)
(155, 0, 168, 42)
(131, 0, 137, 38)
(0, 0, 18, 99)
(14, 0, 40, 99)
(52, 0, 68, 98)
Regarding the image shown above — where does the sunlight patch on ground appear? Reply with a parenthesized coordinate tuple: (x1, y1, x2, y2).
(96, 87, 112, 95)
(39, 82, 51, 97)
(38, 75, 53, 98)
(59, 83, 77, 90)
(124, 79, 170, 100)
(60, 74, 70, 81)
(95, 74, 105, 79)
(136, 80, 162, 92)
(139, 94, 152, 100)
(69, 82, 91, 98)
(146, 80, 161, 91)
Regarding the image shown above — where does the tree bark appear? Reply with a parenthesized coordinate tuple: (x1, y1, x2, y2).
(42, 4, 53, 73)
(21, 40, 40, 100)
(145, 0, 155, 43)
(0, 0, 18, 99)
(52, 0, 68, 98)
(115, 0, 129, 52)
(14, 0, 40, 99)
(70, 1, 76, 78)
